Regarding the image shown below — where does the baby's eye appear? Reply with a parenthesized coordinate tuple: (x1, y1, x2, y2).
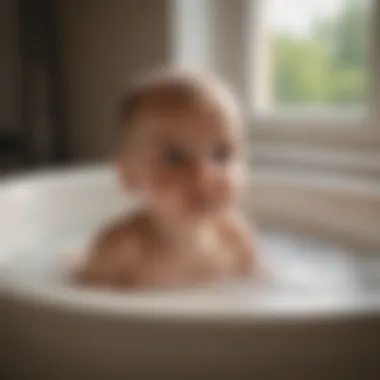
(213, 144, 232, 164)
(163, 146, 188, 166)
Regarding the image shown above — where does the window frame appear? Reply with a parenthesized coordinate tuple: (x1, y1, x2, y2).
(210, 0, 380, 147)
(171, 0, 380, 177)
(248, 0, 380, 144)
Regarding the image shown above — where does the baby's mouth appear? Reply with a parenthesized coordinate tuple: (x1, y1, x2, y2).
(188, 194, 214, 213)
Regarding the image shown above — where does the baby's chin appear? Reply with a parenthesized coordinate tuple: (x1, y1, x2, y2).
(175, 202, 231, 224)
(149, 194, 233, 224)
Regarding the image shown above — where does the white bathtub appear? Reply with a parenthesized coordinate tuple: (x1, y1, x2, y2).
(0, 165, 379, 380)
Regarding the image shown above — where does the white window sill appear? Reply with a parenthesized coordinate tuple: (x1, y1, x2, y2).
(251, 142, 380, 177)
(250, 168, 380, 197)
(248, 122, 380, 152)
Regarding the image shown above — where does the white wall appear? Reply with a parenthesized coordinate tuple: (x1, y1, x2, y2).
(171, 0, 214, 70)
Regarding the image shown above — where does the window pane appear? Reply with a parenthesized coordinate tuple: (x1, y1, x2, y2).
(269, 0, 372, 109)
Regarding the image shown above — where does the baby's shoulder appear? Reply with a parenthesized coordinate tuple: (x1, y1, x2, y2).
(215, 211, 260, 276)
(75, 211, 153, 287)
(215, 211, 254, 242)
(215, 210, 260, 256)
(94, 210, 154, 254)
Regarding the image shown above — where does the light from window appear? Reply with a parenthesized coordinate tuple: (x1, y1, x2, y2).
(267, 0, 372, 110)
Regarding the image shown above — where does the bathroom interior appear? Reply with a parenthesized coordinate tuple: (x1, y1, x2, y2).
(0, 0, 379, 379)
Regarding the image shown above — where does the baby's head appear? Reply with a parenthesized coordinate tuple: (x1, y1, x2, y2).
(117, 69, 246, 224)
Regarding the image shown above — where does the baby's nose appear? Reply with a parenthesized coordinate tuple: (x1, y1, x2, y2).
(187, 162, 215, 210)
(189, 161, 216, 193)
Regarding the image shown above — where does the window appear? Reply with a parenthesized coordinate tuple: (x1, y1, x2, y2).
(240, 0, 379, 179)
(172, 0, 380, 174)
(270, 0, 372, 111)
(252, 0, 374, 113)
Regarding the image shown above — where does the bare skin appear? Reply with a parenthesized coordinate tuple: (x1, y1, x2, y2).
(75, 210, 258, 290)
(73, 70, 262, 290)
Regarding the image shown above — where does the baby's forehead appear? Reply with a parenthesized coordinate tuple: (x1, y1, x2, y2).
(122, 71, 242, 131)
(137, 103, 241, 145)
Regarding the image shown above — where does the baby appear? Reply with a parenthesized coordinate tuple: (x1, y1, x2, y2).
(74, 69, 261, 290)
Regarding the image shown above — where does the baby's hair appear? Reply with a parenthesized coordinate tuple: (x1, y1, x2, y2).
(117, 68, 241, 136)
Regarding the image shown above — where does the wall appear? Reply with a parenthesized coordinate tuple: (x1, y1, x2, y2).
(57, 0, 171, 161)
(0, 0, 21, 132)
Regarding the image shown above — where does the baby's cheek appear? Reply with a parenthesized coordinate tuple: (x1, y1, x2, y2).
(217, 167, 244, 203)
(218, 179, 236, 204)
(150, 172, 184, 212)
(155, 189, 181, 211)
(229, 163, 246, 192)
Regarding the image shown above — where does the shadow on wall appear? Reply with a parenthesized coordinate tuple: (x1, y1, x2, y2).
(0, 0, 171, 173)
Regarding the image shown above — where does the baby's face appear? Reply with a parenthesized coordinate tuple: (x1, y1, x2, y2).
(121, 100, 244, 224)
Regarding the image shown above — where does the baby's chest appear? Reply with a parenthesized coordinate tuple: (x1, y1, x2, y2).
(138, 239, 239, 285)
